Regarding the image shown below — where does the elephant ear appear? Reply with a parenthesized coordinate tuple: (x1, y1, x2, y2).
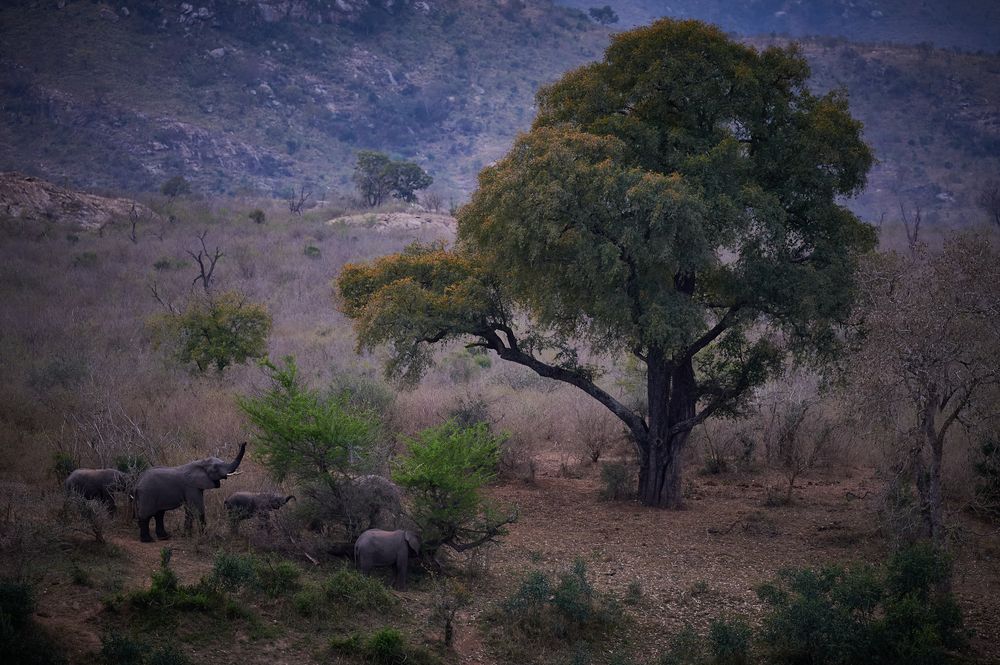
(404, 531, 421, 556)
(184, 464, 220, 490)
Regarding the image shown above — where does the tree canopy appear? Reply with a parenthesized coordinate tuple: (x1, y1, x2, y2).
(352, 150, 433, 206)
(337, 19, 875, 507)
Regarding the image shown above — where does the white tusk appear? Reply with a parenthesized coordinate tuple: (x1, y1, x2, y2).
(226, 471, 243, 477)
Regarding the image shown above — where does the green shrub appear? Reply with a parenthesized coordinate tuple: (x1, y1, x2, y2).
(599, 462, 633, 501)
(160, 176, 191, 198)
(394, 420, 514, 554)
(500, 560, 619, 644)
(365, 628, 406, 665)
(129, 549, 220, 613)
(708, 617, 752, 665)
(293, 585, 327, 618)
(113, 454, 150, 474)
(211, 552, 257, 591)
(323, 567, 397, 611)
(624, 580, 642, 606)
(256, 559, 301, 597)
(658, 626, 705, 665)
(100, 632, 145, 665)
(756, 544, 966, 665)
(238, 356, 380, 485)
(150, 291, 271, 373)
(248, 208, 266, 224)
(303, 244, 321, 258)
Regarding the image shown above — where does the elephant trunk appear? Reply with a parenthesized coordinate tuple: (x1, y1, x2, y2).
(227, 441, 247, 475)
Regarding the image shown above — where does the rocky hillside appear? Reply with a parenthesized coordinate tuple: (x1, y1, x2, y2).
(0, 1, 998, 226)
(0, 171, 158, 230)
(558, 0, 1000, 52)
(0, 0, 606, 197)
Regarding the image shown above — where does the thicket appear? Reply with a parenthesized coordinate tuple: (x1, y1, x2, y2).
(658, 544, 966, 665)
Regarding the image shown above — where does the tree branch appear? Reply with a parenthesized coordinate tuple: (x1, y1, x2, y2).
(479, 326, 649, 444)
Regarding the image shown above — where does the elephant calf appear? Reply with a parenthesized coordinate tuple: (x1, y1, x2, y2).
(224, 492, 295, 531)
(65, 468, 126, 515)
(354, 529, 421, 590)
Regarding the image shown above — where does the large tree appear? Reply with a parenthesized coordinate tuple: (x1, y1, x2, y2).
(338, 20, 875, 507)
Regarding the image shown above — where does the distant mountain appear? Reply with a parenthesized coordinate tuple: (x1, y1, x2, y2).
(557, 1, 1000, 52)
(0, 0, 605, 197)
(0, 1, 997, 227)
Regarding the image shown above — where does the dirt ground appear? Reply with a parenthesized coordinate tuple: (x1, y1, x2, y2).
(22, 459, 1000, 664)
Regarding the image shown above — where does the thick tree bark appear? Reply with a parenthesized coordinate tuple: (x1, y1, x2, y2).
(637, 349, 697, 508)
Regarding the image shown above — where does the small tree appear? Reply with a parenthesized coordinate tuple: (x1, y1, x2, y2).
(588, 5, 619, 25)
(239, 357, 379, 482)
(354, 151, 394, 207)
(849, 233, 1000, 545)
(393, 421, 516, 554)
(151, 291, 271, 372)
(353, 151, 433, 207)
(238, 357, 385, 535)
(389, 161, 433, 203)
(160, 175, 191, 198)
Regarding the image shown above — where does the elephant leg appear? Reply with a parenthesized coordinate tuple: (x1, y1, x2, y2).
(183, 508, 194, 536)
(139, 516, 154, 543)
(155, 511, 170, 540)
(395, 552, 408, 590)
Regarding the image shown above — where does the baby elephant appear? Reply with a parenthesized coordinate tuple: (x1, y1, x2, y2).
(224, 492, 295, 531)
(65, 468, 127, 515)
(354, 529, 421, 590)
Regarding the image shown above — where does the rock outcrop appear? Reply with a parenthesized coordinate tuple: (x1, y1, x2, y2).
(0, 172, 159, 230)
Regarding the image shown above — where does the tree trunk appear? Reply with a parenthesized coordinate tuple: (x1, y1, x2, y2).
(636, 350, 696, 508)
(915, 391, 945, 546)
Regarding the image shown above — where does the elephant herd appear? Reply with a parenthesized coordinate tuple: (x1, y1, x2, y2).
(63, 442, 421, 588)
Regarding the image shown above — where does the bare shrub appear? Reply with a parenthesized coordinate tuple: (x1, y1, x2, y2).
(574, 403, 623, 465)
(600, 462, 635, 501)
(67, 494, 112, 543)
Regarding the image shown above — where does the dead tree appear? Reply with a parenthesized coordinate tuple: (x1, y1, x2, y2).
(287, 185, 311, 215)
(186, 230, 223, 292)
(899, 202, 922, 256)
(128, 204, 141, 244)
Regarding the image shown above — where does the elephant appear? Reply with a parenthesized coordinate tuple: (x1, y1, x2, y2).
(354, 528, 421, 590)
(64, 468, 126, 514)
(134, 441, 246, 542)
(224, 491, 295, 531)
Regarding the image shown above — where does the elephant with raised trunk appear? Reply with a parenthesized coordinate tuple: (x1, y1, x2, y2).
(64, 468, 126, 514)
(224, 491, 295, 531)
(354, 529, 421, 590)
(134, 442, 246, 542)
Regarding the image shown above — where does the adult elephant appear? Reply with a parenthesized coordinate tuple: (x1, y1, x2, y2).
(134, 442, 246, 542)
(354, 528, 421, 590)
(64, 468, 126, 514)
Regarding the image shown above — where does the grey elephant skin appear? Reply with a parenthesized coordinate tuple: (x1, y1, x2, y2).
(134, 442, 246, 542)
(354, 529, 421, 590)
(64, 468, 126, 514)
(224, 491, 295, 527)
